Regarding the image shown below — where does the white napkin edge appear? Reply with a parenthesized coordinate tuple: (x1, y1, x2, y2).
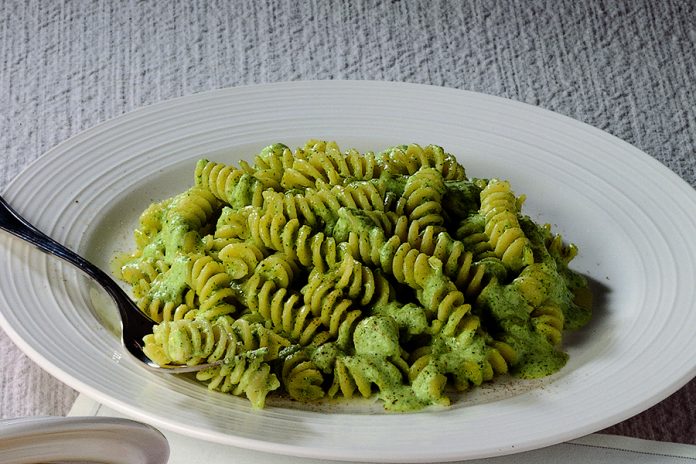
(68, 393, 696, 463)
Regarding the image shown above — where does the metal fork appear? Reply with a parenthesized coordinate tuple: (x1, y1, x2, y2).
(0, 195, 222, 374)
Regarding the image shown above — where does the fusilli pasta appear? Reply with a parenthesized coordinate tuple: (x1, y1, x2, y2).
(115, 140, 592, 411)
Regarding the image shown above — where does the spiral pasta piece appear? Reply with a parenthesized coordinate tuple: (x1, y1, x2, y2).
(218, 241, 266, 280)
(281, 349, 325, 401)
(279, 141, 384, 190)
(479, 179, 534, 271)
(331, 254, 395, 307)
(132, 199, 172, 250)
(247, 207, 341, 273)
(319, 180, 388, 213)
(512, 262, 567, 344)
(117, 257, 169, 298)
(342, 229, 469, 325)
(455, 214, 497, 260)
(243, 272, 330, 347)
(544, 224, 579, 265)
(486, 339, 518, 375)
(195, 159, 265, 208)
(201, 207, 253, 253)
(378, 144, 467, 181)
(531, 303, 565, 346)
(137, 294, 195, 323)
(144, 316, 286, 365)
(396, 219, 488, 298)
(300, 277, 363, 348)
(250, 143, 295, 190)
(188, 255, 237, 319)
(397, 167, 446, 227)
(410, 314, 499, 395)
(327, 355, 407, 403)
(341, 147, 382, 181)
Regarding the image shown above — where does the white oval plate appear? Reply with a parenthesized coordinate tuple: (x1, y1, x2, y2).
(1, 81, 695, 462)
(0, 416, 169, 464)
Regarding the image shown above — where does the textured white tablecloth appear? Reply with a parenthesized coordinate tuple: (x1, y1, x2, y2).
(1, 0, 694, 445)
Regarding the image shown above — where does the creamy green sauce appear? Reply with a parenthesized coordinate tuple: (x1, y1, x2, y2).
(477, 278, 568, 378)
(148, 255, 191, 302)
(353, 316, 401, 357)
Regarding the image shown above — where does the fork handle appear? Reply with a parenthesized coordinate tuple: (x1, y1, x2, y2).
(0, 195, 114, 286)
(1, 194, 222, 373)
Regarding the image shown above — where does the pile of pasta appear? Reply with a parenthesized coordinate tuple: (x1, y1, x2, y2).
(115, 141, 592, 411)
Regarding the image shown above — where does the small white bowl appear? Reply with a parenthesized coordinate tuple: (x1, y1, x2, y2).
(0, 416, 169, 464)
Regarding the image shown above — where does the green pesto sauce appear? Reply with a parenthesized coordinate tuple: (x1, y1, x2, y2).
(442, 180, 482, 221)
(380, 383, 430, 412)
(162, 217, 196, 258)
(228, 173, 257, 209)
(503, 323, 568, 379)
(520, 216, 593, 330)
(140, 238, 165, 260)
(343, 354, 428, 412)
(373, 301, 429, 336)
(331, 208, 381, 242)
(378, 171, 406, 197)
(477, 277, 567, 378)
(309, 342, 340, 373)
(148, 255, 191, 302)
(353, 315, 400, 357)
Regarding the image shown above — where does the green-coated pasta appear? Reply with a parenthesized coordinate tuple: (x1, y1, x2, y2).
(116, 140, 592, 411)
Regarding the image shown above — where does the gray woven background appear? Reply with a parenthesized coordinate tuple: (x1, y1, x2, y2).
(1, 0, 694, 444)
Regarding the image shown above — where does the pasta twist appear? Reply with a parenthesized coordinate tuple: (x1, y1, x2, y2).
(218, 241, 266, 280)
(247, 207, 341, 273)
(254, 252, 301, 288)
(343, 230, 470, 324)
(195, 159, 265, 208)
(486, 339, 518, 375)
(136, 288, 196, 323)
(280, 141, 342, 189)
(378, 144, 467, 181)
(327, 355, 406, 402)
(243, 272, 330, 347)
(330, 254, 395, 308)
(280, 348, 325, 401)
(455, 214, 497, 260)
(531, 303, 565, 346)
(201, 207, 253, 252)
(267, 189, 321, 228)
(199, 355, 280, 409)
(479, 179, 534, 271)
(188, 255, 237, 319)
(397, 167, 446, 227)
(544, 224, 579, 265)
(512, 263, 566, 344)
(117, 257, 169, 298)
(249, 143, 295, 190)
(158, 187, 222, 260)
(286, 140, 384, 188)
(395, 219, 487, 297)
(143, 316, 288, 365)
(300, 277, 363, 348)
(317, 180, 387, 213)
(132, 199, 172, 250)
(410, 315, 500, 394)
(166, 187, 220, 230)
(143, 316, 289, 408)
